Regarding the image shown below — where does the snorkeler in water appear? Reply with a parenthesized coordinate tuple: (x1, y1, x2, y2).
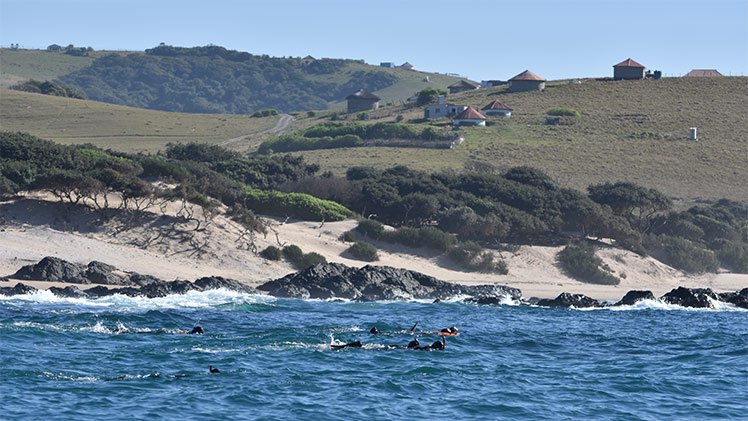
(330, 340, 363, 350)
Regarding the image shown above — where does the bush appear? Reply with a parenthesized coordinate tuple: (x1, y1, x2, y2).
(243, 186, 352, 221)
(447, 241, 507, 273)
(355, 219, 386, 239)
(547, 107, 581, 117)
(282, 245, 327, 269)
(307, 111, 316, 118)
(347, 241, 379, 261)
(260, 246, 282, 260)
(557, 244, 620, 285)
(383, 226, 456, 252)
(340, 230, 357, 242)
(661, 237, 719, 274)
(252, 109, 279, 117)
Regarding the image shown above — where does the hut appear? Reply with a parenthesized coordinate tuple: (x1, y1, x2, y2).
(346, 89, 381, 113)
(613, 58, 645, 80)
(399, 62, 414, 70)
(424, 95, 467, 119)
(685, 69, 722, 77)
(452, 107, 487, 126)
(380, 62, 395, 68)
(481, 99, 513, 117)
(448, 80, 480, 94)
(507, 70, 546, 92)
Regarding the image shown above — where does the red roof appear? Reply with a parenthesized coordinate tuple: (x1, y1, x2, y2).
(685, 69, 722, 77)
(455, 107, 487, 120)
(509, 70, 545, 82)
(482, 99, 513, 111)
(613, 58, 645, 68)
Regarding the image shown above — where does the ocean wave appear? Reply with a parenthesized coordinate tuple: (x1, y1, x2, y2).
(577, 298, 748, 312)
(0, 288, 275, 311)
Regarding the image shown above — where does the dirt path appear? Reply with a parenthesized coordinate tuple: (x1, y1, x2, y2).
(218, 113, 294, 147)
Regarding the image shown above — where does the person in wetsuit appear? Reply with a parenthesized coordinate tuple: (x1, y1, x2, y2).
(331, 340, 363, 350)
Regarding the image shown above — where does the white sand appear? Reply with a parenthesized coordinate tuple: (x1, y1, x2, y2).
(1, 194, 745, 300)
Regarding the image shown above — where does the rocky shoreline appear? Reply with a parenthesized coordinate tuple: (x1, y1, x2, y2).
(1, 257, 746, 309)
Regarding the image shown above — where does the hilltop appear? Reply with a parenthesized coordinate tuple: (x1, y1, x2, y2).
(0, 46, 463, 114)
(282, 76, 748, 203)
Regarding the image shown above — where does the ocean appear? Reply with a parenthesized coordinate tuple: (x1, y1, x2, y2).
(1, 290, 746, 420)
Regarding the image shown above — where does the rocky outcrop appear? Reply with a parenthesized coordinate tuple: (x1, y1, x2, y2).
(615, 290, 655, 306)
(536, 292, 601, 308)
(48, 285, 89, 298)
(13, 257, 131, 285)
(717, 288, 748, 309)
(257, 263, 521, 302)
(0, 282, 38, 296)
(661, 287, 719, 308)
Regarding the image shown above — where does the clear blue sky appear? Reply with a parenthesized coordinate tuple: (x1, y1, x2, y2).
(1, 0, 746, 80)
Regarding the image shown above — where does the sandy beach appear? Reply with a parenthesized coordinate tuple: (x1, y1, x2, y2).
(1, 194, 746, 301)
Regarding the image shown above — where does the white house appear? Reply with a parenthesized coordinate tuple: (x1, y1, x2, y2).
(453, 107, 487, 126)
(424, 95, 467, 119)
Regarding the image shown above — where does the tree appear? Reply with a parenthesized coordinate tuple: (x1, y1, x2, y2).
(416, 88, 445, 106)
(588, 182, 672, 232)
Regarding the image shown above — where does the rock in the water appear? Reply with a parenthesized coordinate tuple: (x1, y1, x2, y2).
(49, 285, 89, 298)
(0, 282, 38, 296)
(615, 290, 655, 306)
(717, 288, 748, 309)
(194, 276, 257, 294)
(258, 263, 521, 302)
(128, 273, 163, 286)
(661, 287, 718, 308)
(536, 292, 601, 308)
(13, 256, 86, 283)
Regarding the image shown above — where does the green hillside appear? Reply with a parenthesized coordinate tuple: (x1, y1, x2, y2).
(275, 77, 748, 203)
(0, 88, 280, 153)
(0, 46, 463, 114)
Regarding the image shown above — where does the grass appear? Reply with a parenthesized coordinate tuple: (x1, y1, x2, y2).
(0, 48, 124, 87)
(0, 89, 280, 153)
(282, 77, 748, 203)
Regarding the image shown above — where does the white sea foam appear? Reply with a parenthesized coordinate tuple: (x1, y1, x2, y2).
(0, 288, 275, 311)
(577, 299, 748, 312)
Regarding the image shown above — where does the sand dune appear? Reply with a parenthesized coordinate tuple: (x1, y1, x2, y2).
(1, 194, 745, 300)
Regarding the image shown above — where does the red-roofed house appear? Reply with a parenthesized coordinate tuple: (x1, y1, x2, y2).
(453, 107, 487, 126)
(685, 69, 723, 77)
(346, 89, 381, 113)
(507, 70, 546, 92)
(481, 99, 513, 117)
(613, 58, 645, 80)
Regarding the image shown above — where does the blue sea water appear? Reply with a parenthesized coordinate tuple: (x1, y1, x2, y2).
(1, 290, 746, 420)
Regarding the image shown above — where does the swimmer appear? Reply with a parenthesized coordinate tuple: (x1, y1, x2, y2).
(413, 337, 446, 351)
(188, 326, 204, 334)
(209, 365, 220, 374)
(369, 327, 380, 334)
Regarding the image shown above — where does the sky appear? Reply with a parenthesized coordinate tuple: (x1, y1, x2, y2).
(1, 0, 747, 81)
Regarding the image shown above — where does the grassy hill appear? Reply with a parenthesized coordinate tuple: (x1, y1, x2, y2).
(0, 46, 463, 114)
(0, 88, 280, 153)
(283, 77, 748, 203)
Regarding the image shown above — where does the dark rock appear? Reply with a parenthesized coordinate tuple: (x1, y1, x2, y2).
(85, 285, 117, 297)
(0, 282, 38, 296)
(140, 280, 196, 298)
(615, 290, 655, 306)
(194, 276, 257, 294)
(49, 285, 89, 298)
(717, 288, 748, 309)
(258, 263, 521, 302)
(524, 297, 541, 306)
(536, 292, 601, 308)
(661, 287, 718, 308)
(13, 256, 86, 283)
(128, 273, 164, 286)
(85, 261, 131, 285)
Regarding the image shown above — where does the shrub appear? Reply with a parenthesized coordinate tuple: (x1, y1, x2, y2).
(355, 219, 386, 239)
(557, 244, 620, 285)
(243, 186, 352, 221)
(661, 237, 719, 274)
(252, 109, 278, 117)
(448, 241, 507, 273)
(301, 252, 327, 268)
(347, 241, 379, 261)
(260, 246, 282, 260)
(383, 226, 456, 252)
(307, 111, 316, 118)
(282, 245, 304, 263)
(340, 230, 357, 242)
(547, 107, 581, 117)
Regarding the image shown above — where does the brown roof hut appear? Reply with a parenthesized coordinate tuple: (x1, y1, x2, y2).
(684, 69, 723, 77)
(453, 107, 487, 126)
(481, 99, 513, 117)
(613, 58, 645, 80)
(448, 80, 480, 94)
(399, 62, 414, 70)
(507, 70, 546, 92)
(346, 89, 381, 113)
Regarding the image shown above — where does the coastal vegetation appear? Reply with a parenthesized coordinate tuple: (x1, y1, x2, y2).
(557, 244, 620, 285)
(346, 241, 379, 262)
